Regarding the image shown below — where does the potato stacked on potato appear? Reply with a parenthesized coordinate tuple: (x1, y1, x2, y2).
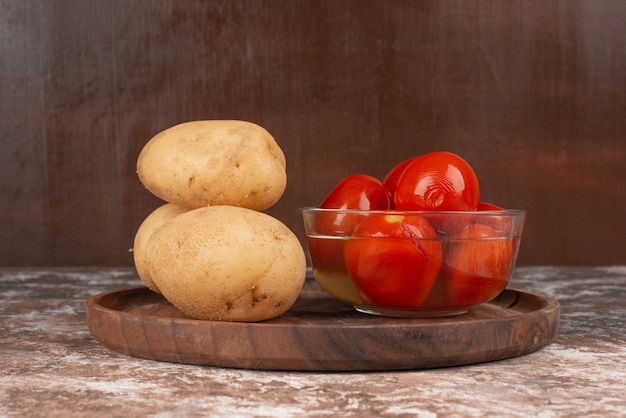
(133, 120, 306, 322)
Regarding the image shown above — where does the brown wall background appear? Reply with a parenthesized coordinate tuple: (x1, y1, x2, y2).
(1, 0, 625, 267)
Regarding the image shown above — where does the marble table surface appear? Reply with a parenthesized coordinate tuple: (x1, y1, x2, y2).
(1, 266, 625, 417)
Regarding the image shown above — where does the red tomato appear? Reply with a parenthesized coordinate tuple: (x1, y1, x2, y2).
(475, 202, 511, 233)
(320, 174, 392, 211)
(309, 174, 392, 277)
(343, 214, 443, 308)
(383, 156, 419, 197)
(305, 210, 369, 277)
(317, 173, 392, 234)
(441, 223, 515, 308)
(394, 152, 480, 212)
(476, 202, 503, 211)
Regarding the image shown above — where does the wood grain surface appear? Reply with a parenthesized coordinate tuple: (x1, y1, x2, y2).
(85, 279, 560, 371)
(1, 1, 625, 266)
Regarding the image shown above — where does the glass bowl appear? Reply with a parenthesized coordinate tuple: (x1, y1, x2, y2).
(301, 208, 526, 317)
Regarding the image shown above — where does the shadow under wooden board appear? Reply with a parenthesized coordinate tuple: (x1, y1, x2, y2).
(85, 280, 560, 371)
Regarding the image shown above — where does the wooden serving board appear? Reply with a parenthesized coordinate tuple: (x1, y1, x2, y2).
(85, 279, 560, 371)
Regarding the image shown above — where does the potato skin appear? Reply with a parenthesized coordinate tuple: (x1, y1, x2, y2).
(137, 120, 287, 211)
(145, 205, 307, 322)
(133, 203, 189, 293)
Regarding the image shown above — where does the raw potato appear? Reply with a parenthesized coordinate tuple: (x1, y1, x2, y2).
(136, 120, 287, 211)
(133, 203, 189, 293)
(146, 205, 307, 322)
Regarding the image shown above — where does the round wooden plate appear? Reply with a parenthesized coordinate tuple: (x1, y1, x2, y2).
(85, 279, 560, 371)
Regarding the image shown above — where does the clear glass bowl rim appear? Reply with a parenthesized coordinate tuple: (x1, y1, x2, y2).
(300, 207, 527, 216)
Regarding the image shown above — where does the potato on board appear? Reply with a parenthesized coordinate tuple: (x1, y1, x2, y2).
(145, 205, 307, 322)
(137, 120, 287, 211)
(132, 203, 189, 293)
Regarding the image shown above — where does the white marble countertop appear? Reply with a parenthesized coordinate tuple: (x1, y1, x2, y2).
(1, 266, 625, 417)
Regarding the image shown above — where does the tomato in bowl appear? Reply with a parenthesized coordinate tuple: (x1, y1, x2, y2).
(303, 151, 526, 317)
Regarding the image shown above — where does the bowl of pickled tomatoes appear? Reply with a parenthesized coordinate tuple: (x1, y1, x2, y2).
(302, 151, 526, 317)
